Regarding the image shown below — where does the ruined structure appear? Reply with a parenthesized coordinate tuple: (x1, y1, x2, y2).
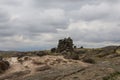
(56, 37, 74, 53)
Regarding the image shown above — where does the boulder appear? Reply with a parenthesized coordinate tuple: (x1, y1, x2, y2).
(0, 60, 10, 73)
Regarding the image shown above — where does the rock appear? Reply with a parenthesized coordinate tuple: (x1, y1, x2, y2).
(0, 60, 10, 73)
(57, 37, 74, 53)
(35, 65, 51, 72)
(0, 70, 31, 80)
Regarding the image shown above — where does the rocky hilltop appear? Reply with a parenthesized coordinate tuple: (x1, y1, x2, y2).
(0, 38, 120, 80)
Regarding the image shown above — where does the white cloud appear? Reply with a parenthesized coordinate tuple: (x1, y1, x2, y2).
(53, 20, 120, 48)
(0, 0, 120, 50)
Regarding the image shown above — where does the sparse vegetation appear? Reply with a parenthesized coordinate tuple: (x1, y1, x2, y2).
(103, 72, 120, 80)
(74, 46, 77, 49)
(35, 51, 48, 57)
(64, 52, 79, 60)
(82, 58, 95, 64)
(80, 46, 84, 49)
(0, 38, 120, 80)
(51, 48, 57, 53)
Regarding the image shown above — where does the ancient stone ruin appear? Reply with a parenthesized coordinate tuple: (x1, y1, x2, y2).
(56, 37, 74, 53)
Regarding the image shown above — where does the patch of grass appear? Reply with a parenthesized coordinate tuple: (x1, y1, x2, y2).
(64, 52, 79, 60)
(82, 58, 96, 64)
(103, 72, 120, 80)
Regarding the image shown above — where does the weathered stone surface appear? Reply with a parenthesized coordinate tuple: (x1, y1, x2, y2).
(0, 60, 10, 73)
(0, 70, 31, 80)
(18, 64, 87, 80)
(57, 37, 74, 53)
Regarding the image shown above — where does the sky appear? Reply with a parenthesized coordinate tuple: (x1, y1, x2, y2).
(0, 0, 120, 51)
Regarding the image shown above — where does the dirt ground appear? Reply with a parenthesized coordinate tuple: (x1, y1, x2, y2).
(0, 55, 120, 80)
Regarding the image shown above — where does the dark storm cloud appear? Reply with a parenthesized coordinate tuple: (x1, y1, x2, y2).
(0, 0, 120, 50)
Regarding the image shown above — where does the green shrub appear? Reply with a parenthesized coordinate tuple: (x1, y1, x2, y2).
(36, 51, 48, 57)
(80, 46, 84, 49)
(51, 48, 56, 53)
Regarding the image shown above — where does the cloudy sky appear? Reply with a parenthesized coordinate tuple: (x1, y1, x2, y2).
(0, 0, 120, 51)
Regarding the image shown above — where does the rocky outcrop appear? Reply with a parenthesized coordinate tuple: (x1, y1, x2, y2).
(0, 57, 10, 73)
(56, 37, 74, 53)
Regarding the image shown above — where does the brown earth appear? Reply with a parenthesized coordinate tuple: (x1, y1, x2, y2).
(0, 46, 120, 80)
